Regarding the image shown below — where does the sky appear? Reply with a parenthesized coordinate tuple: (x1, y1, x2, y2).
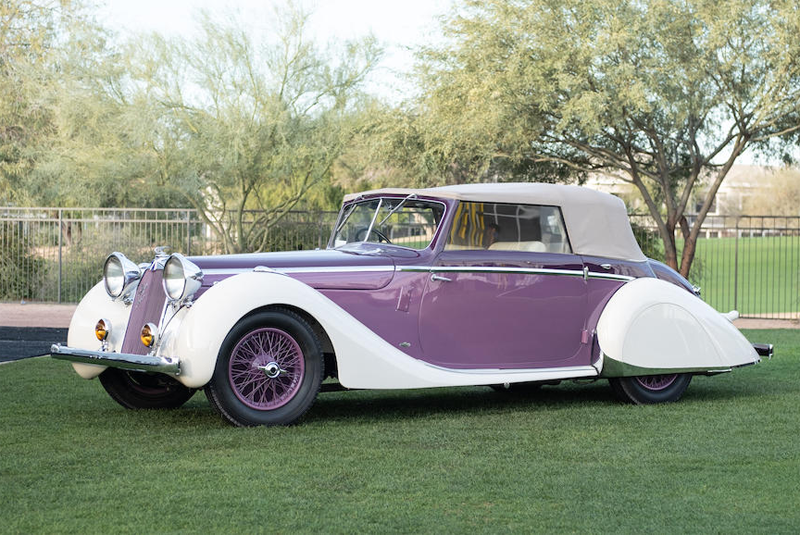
(97, 0, 453, 102)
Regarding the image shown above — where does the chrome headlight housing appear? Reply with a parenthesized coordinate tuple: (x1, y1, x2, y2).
(163, 253, 204, 304)
(103, 253, 142, 300)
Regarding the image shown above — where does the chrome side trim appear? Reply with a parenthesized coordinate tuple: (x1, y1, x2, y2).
(400, 265, 634, 282)
(51, 344, 180, 375)
(203, 266, 397, 276)
(422, 363, 598, 377)
(202, 265, 634, 281)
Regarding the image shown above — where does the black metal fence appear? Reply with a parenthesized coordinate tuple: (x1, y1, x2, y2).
(632, 215, 800, 320)
(0, 207, 337, 303)
(2, 207, 799, 318)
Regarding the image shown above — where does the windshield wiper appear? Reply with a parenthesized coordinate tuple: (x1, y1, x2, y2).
(378, 193, 418, 227)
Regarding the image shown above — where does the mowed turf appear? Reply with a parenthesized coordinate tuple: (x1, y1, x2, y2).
(683, 236, 800, 316)
(1, 329, 798, 533)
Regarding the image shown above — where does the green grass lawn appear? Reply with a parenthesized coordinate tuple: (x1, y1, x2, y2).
(2, 329, 798, 533)
(672, 236, 800, 317)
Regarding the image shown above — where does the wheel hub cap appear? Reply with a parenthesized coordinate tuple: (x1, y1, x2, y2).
(228, 327, 305, 410)
(258, 361, 283, 379)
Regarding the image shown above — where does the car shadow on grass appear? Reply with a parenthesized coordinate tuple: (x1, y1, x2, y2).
(61, 375, 776, 430)
(304, 374, 777, 425)
(305, 381, 618, 424)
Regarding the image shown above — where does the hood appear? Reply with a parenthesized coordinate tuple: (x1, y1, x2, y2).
(191, 249, 396, 291)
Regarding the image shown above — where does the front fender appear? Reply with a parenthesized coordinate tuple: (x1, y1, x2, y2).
(67, 281, 133, 379)
(596, 277, 758, 376)
(159, 271, 341, 388)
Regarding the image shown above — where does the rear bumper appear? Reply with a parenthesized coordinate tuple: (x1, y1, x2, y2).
(753, 343, 774, 359)
(50, 344, 180, 375)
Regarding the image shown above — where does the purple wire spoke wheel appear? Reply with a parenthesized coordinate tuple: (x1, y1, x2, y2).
(228, 327, 305, 410)
(635, 374, 678, 391)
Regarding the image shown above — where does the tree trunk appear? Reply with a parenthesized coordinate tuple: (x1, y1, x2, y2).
(679, 234, 697, 279)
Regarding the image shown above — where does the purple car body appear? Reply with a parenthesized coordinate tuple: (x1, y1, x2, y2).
(52, 183, 768, 426)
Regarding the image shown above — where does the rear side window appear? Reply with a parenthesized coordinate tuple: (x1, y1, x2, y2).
(445, 201, 572, 254)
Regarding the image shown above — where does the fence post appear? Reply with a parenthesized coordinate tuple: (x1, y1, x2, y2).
(186, 210, 192, 256)
(734, 217, 739, 312)
(57, 209, 63, 304)
(318, 212, 324, 249)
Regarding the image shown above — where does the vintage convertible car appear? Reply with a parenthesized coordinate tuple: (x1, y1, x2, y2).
(51, 184, 772, 426)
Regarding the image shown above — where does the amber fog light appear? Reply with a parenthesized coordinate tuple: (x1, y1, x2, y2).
(95, 318, 111, 341)
(140, 323, 158, 347)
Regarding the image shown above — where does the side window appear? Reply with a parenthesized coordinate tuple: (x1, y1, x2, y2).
(445, 201, 572, 254)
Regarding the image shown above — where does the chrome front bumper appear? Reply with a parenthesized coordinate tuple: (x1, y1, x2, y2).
(50, 344, 181, 375)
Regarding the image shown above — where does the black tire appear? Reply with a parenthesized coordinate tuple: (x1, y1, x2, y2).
(205, 309, 324, 427)
(99, 368, 196, 409)
(608, 373, 692, 404)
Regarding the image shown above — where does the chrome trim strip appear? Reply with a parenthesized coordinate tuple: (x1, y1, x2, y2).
(422, 363, 598, 377)
(203, 266, 397, 275)
(202, 265, 634, 281)
(51, 344, 180, 375)
(400, 265, 634, 281)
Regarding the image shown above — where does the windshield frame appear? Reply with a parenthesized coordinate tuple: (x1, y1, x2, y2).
(327, 195, 448, 252)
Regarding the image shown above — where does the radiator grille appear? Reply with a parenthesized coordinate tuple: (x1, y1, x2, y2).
(121, 269, 167, 355)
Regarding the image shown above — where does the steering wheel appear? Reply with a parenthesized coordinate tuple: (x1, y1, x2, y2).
(355, 227, 392, 244)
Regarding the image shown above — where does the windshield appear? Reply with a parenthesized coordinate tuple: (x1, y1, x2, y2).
(330, 197, 445, 250)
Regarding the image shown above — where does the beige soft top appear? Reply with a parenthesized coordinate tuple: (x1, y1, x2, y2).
(343, 183, 646, 262)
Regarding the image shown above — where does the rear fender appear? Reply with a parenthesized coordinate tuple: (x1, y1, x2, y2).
(596, 278, 758, 376)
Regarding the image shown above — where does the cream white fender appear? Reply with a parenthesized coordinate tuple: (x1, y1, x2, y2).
(596, 278, 759, 375)
(68, 281, 132, 379)
(160, 271, 598, 389)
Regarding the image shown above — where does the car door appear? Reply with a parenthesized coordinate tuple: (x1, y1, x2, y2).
(417, 201, 591, 370)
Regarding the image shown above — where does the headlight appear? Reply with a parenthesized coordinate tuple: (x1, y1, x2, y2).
(103, 253, 142, 299)
(163, 253, 203, 303)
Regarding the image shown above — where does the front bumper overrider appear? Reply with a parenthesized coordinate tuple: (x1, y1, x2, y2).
(50, 344, 181, 375)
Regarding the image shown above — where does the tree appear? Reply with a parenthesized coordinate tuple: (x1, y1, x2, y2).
(0, 0, 63, 204)
(418, 0, 800, 276)
(741, 168, 800, 215)
(123, 7, 380, 253)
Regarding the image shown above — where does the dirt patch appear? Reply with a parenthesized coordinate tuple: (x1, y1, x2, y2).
(733, 318, 800, 330)
(0, 303, 77, 328)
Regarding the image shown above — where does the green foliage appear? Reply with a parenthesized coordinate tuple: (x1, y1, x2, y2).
(2, 330, 799, 532)
(742, 168, 800, 216)
(0, 2, 379, 254)
(0, 222, 48, 300)
(112, 8, 381, 253)
(416, 0, 800, 276)
(0, 0, 63, 205)
(630, 220, 664, 262)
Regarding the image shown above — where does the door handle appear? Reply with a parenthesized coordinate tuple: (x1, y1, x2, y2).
(430, 273, 452, 283)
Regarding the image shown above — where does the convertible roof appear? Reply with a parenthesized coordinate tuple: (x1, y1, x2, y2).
(343, 183, 646, 262)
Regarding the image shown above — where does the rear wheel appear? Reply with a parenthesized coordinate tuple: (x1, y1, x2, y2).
(99, 368, 196, 409)
(205, 309, 324, 427)
(609, 373, 692, 404)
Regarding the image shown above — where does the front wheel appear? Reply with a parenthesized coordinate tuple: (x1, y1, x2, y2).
(205, 309, 324, 427)
(609, 373, 692, 404)
(99, 368, 196, 409)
